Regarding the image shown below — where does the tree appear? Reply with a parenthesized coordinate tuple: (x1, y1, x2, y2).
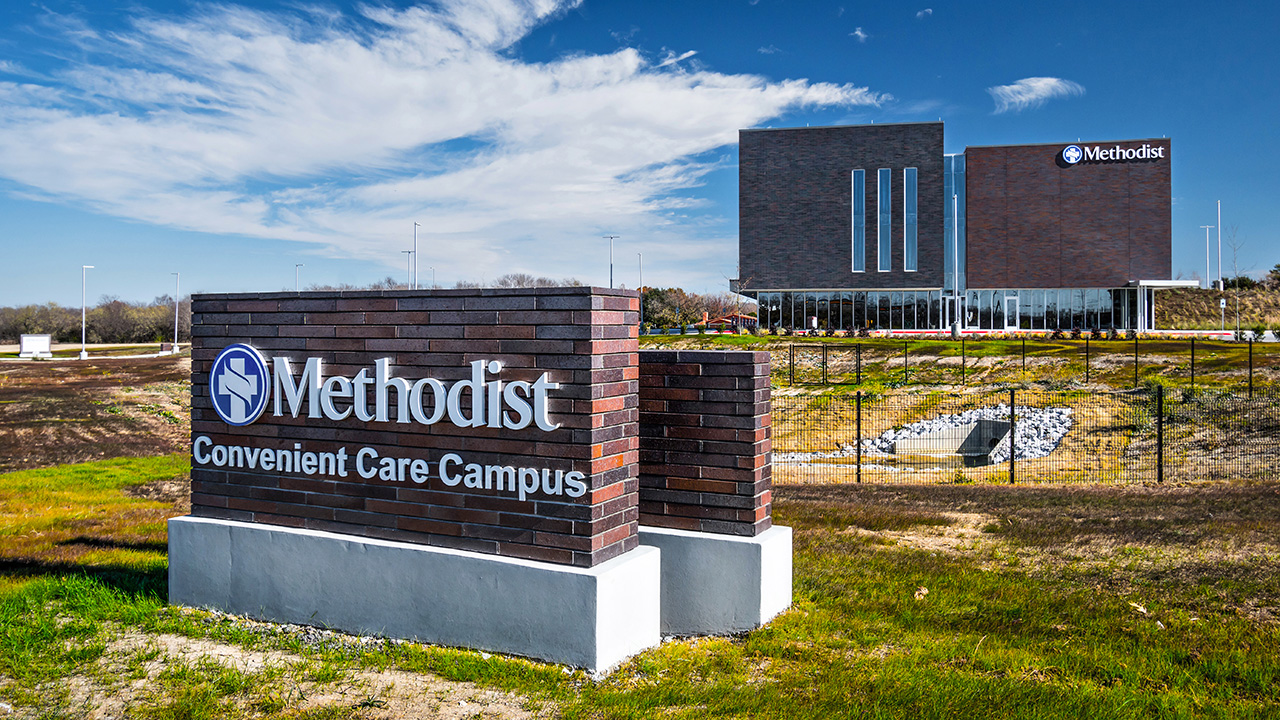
(1263, 263, 1280, 291)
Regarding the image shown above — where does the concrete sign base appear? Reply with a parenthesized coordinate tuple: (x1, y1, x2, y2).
(638, 525, 792, 636)
(169, 516, 661, 672)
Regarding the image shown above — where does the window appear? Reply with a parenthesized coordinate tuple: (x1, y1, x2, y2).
(877, 168, 891, 272)
(851, 170, 866, 272)
(904, 168, 918, 272)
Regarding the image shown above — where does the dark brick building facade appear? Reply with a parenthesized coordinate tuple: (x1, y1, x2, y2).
(965, 139, 1172, 290)
(737, 122, 1174, 333)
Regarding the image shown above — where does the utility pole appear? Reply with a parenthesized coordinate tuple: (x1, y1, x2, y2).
(602, 235, 619, 289)
(402, 250, 414, 288)
(413, 222, 420, 290)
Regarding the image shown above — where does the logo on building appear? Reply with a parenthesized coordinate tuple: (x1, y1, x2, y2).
(210, 343, 270, 426)
(1062, 145, 1083, 165)
(1060, 142, 1165, 166)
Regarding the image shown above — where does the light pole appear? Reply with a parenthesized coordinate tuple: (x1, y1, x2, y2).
(295, 263, 304, 292)
(602, 235, 619, 289)
(402, 250, 414, 288)
(80, 265, 94, 360)
(1200, 225, 1214, 289)
(430, 266, 435, 289)
(951, 192, 960, 334)
(1216, 201, 1222, 291)
(637, 252, 644, 328)
(413, 222, 420, 290)
(171, 272, 180, 350)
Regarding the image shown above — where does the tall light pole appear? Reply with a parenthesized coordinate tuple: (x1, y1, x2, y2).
(402, 250, 414, 288)
(1200, 225, 1214, 289)
(295, 263, 304, 292)
(80, 265, 94, 360)
(637, 252, 644, 328)
(171, 272, 180, 350)
(1216, 200, 1222, 290)
(413, 222, 420, 290)
(952, 193, 960, 333)
(602, 235, 619, 289)
(430, 266, 435, 289)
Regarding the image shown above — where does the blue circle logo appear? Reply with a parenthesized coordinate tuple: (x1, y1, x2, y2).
(1062, 145, 1083, 165)
(210, 343, 270, 426)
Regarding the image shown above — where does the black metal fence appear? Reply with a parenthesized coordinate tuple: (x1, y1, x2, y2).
(780, 338, 1276, 395)
(771, 387, 1280, 485)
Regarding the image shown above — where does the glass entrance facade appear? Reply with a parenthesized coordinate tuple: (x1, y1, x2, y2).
(754, 288, 1142, 332)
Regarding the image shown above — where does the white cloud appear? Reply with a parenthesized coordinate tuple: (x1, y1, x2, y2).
(757, 44, 782, 55)
(850, 27, 869, 42)
(0, 0, 887, 287)
(915, 8, 933, 19)
(987, 76, 1085, 114)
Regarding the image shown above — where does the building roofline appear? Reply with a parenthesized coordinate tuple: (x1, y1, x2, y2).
(740, 121, 944, 134)
(964, 137, 1170, 151)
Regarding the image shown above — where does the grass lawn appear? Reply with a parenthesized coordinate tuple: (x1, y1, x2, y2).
(2, 456, 1277, 718)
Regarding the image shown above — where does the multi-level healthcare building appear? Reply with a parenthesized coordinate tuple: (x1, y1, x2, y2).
(733, 121, 1188, 333)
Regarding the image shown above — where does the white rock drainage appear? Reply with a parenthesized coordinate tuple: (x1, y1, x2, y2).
(775, 404, 1074, 467)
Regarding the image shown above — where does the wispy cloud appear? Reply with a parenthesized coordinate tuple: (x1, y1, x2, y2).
(757, 44, 782, 55)
(850, 27, 869, 42)
(915, 8, 933, 19)
(0, 0, 887, 284)
(987, 76, 1085, 113)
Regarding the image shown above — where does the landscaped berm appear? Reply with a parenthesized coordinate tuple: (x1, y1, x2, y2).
(1, 353, 1278, 718)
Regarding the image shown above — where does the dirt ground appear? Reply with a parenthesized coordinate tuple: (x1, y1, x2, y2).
(0, 356, 190, 472)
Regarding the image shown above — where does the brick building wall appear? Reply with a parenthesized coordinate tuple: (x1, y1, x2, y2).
(738, 122, 946, 292)
(965, 139, 1172, 289)
(190, 288, 639, 568)
(636, 350, 772, 536)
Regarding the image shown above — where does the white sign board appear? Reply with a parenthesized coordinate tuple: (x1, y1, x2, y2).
(1220, 299, 1227, 309)
(18, 334, 52, 358)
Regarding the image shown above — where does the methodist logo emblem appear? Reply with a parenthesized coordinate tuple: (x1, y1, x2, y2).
(1062, 145, 1083, 165)
(210, 343, 270, 426)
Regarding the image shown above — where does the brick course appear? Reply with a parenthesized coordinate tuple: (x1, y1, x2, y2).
(636, 350, 772, 536)
(191, 287, 639, 568)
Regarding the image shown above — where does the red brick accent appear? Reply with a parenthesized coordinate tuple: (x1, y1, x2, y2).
(637, 350, 773, 536)
(190, 287, 638, 568)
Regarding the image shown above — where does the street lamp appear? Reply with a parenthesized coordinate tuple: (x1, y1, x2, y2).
(295, 263, 304, 292)
(602, 235, 619, 289)
(413, 222, 420, 290)
(80, 265, 94, 360)
(1216, 201, 1222, 291)
(1200, 225, 1214, 290)
(430, 266, 435, 289)
(402, 250, 414, 288)
(171, 272, 180, 350)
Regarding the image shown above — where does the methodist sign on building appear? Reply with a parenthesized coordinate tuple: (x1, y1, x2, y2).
(170, 287, 789, 672)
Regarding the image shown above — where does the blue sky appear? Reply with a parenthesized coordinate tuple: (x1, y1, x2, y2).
(0, 0, 1275, 306)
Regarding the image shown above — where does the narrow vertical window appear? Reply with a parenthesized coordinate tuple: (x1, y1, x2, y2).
(851, 170, 866, 272)
(877, 168, 891, 272)
(904, 167, 917, 272)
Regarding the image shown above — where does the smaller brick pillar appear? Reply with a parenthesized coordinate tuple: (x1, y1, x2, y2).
(637, 350, 772, 536)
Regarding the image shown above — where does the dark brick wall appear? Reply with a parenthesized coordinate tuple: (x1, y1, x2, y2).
(965, 139, 1172, 289)
(190, 287, 639, 568)
(637, 350, 772, 536)
(738, 123, 946, 292)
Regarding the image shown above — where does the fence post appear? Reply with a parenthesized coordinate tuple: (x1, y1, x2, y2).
(1190, 337, 1195, 391)
(1156, 384, 1164, 484)
(1134, 332, 1139, 389)
(1085, 337, 1090, 384)
(789, 344, 795, 387)
(903, 341, 909, 385)
(856, 391, 863, 484)
(1009, 388, 1016, 484)
(1249, 339, 1254, 398)
(822, 343, 828, 385)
